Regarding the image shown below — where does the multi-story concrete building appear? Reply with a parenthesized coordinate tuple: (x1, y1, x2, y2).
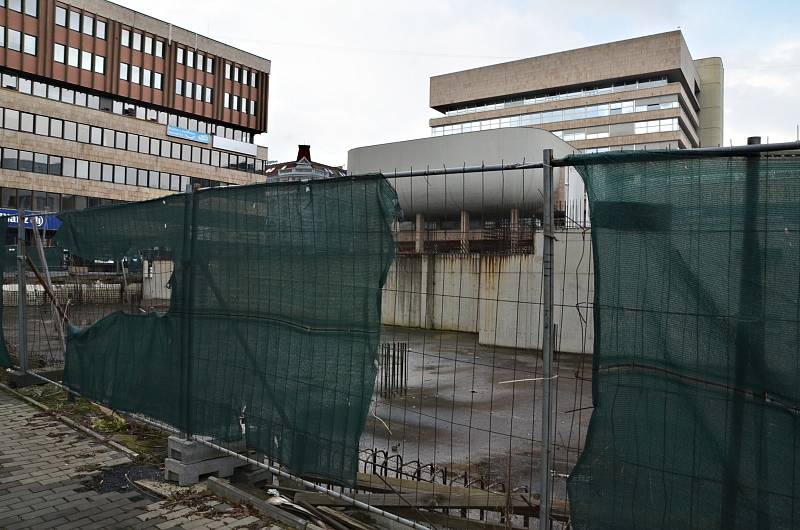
(0, 0, 270, 229)
(429, 31, 723, 152)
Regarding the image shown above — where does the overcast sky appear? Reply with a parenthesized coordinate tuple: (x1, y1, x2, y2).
(118, 0, 800, 167)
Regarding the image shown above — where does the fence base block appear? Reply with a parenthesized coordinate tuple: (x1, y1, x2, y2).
(164, 456, 246, 486)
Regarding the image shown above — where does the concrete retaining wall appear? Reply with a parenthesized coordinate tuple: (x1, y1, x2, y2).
(382, 230, 594, 354)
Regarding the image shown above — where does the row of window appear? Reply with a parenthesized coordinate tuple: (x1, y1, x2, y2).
(2, 0, 38, 18)
(431, 95, 680, 136)
(0, 26, 37, 55)
(583, 141, 679, 154)
(0, 186, 119, 212)
(1, 69, 257, 143)
(224, 63, 257, 87)
(223, 92, 256, 115)
(119, 63, 162, 89)
(121, 28, 164, 58)
(54, 44, 105, 74)
(0, 146, 233, 192)
(443, 77, 670, 117)
(55, 5, 106, 39)
(175, 79, 213, 103)
(0, 107, 262, 173)
(552, 118, 681, 142)
(176, 48, 214, 74)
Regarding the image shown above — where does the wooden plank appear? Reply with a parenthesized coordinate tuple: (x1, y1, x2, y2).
(388, 508, 528, 530)
(315, 507, 374, 530)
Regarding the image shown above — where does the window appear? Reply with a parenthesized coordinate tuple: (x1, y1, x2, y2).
(69, 10, 80, 31)
(48, 83, 60, 100)
(142, 68, 151, 86)
(242, 69, 248, 84)
(8, 0, 20, 12)
(2, 148, 18, 170)
(77, 123, 90, 142)
(89, 161, 101, 180)
(185, 81, 193, 98)
(34, 115, 48, 136)
(81, 50, 91, 70)
(196, 54, 204, 70)
(121, 28, 130, 47)
(127, 133, 138, 152)
(186, 49, 194, 68)
(113, 165, 124, 184)
(50, 119, 62, 137)
(96, 20, 106, 39)
(224, 92, 229, 108)
(144, 35, 152, 55)
(132, 32, 141, 51)
(68, 47, 79, 67)
(90, 126, 101, 145)
(20, 113, 33, 132)
(206, 57, 213, 73)
(55, 6, 66, 25)
(95, 55, 105, 74)
(251, 71, 257, 87)
(82, 14, 93, 35)
(115, 130, 126, 149)
(241, 97, 247, 113)
(205, 87, 212, 103)
(154, 40, 163, 58)
(24, 0, 36, 17)
(225, 63, 230, 79)
(33, 81, 45, 97)
(8, 29, 21, 52)
(232, 95, 239, 111)
(120, 62, 128, 80)
(234, 66, 240, 82)
(54, 43, 65, 63)
(195, 83, 202, 100)
(175, 79, 183, 95)
(48, 156, 62, 176)
(0, 27, 3, 48)
(125, 167, 136, 185)
(18, 151, 33, 172)
(102, 128, 114, 147)
(63, 121, 76, 141)
(250, 100, 256, 115)
(153, 72, 162, 90)
(176, 47, 184, 64)
(131, 65, 140, 84)
(101, 164, 113, 182)
(34, 154, 48, 174)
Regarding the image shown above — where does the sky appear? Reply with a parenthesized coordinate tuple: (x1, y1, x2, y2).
(118, 0, 800, 167)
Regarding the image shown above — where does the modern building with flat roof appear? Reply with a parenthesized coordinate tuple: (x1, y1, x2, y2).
(429, 31, 723, 152)
(0, 0, 270, 232)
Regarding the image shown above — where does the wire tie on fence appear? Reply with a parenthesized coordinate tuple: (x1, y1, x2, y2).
(498, 375, 559, 385)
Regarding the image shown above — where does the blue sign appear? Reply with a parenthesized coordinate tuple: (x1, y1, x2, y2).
(0, 209, 63, 231)
(167, 125, 210, 144)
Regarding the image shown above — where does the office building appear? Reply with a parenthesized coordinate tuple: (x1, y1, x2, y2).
(429, 31, 723, 152)
(263, 145, 346, 183)
(0, 0, 270, 231)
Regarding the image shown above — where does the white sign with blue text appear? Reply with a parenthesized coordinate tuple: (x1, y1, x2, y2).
(166, 125, 211, 144)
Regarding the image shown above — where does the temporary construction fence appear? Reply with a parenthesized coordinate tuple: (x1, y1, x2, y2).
(3, 142, 800, 530)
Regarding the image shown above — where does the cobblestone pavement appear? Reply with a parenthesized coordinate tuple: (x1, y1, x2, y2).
(0, 389, 271, 529)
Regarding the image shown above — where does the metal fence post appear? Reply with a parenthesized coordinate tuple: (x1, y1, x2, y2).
(180, 185, 199, 438)
(540, 148, 554, 530)
(16, 205, 28, 372)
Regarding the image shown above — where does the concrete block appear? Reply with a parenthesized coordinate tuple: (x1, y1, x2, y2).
(167, 436, 223, 464)
(233, 464, 273, 486)
(164, 457, 246, 487)
(6, 371, 46, 389)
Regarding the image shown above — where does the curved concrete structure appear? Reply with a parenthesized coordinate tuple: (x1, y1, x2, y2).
(347, 128, 576, 219)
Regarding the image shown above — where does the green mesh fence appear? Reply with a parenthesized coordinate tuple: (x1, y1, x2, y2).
(55, 176, 397, 484)
(567, 152, 800, 529)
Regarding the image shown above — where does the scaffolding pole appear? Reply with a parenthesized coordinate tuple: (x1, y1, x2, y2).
(540, 148, 554, 530)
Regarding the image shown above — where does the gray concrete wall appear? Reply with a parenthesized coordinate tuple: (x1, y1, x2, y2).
(429, 31, 698, 110)
(382, 230, 594, 354)
(695, 57, 725, 148)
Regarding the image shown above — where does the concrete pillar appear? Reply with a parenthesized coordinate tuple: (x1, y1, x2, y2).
(459, 210, 470, 254)
(510, 208, 520, 254)
(415, 213, 425, 254)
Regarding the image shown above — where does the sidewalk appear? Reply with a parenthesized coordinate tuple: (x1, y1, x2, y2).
(0, 389, 270, 529)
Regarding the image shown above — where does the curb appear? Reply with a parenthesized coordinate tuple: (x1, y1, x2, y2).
(0, 381, 140, 459)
